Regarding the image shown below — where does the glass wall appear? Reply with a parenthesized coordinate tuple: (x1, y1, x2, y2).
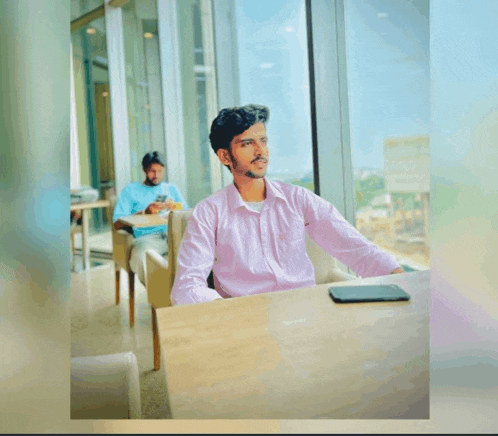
(71, 0, 224, 217)
(231, 0, 314, 191)
(176, 0, 222, 206)
(71, 14, 112, 230)
(345, 0, 430, 269)
(121, 0, 167, 184)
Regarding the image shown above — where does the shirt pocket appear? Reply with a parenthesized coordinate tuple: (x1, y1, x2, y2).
(276, 224, 306, 260)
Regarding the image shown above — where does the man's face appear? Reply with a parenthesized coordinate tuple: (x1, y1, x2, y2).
(144, 163, 165, 186)
(220, 123, 269, 179)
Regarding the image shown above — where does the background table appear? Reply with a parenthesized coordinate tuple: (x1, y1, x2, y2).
(70, 200, 110, 270)
(157, 270, 429, 419)
(117, 214, 169, 228)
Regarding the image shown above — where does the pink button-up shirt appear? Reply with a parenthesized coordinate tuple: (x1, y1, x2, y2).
(171, 179, 400, 306)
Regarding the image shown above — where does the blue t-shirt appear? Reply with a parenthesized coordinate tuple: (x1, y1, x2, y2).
(112, 182, 189, 238)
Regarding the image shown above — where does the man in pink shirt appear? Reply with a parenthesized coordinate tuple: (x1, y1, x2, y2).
(171, 104, 403, 306)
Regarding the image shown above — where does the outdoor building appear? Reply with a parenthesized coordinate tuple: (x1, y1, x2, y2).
(355, 135, 430, 267)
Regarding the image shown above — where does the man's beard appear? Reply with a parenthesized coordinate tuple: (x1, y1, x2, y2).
(145, 177, 160, 186)
(244, 157, 267, 178)
(229, 150, 267, 179)
(244, 169, 265, 179)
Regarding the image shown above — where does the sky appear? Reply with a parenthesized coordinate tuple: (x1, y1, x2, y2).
(236, 0, 312, 177)
(234, 0, 430, 173)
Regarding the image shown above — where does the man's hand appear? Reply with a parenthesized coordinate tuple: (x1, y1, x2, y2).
(144, 202, 163, 214)
(145, 200, 175, 214)
(164, 199, 175, 211)
(113, 220, 128, 231)
(390, 267, 404, 274)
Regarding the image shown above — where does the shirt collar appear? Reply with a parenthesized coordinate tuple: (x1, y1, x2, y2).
(227, 178, 287, 211)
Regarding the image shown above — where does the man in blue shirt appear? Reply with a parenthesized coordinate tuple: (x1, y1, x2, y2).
(113, 151, 189, 284)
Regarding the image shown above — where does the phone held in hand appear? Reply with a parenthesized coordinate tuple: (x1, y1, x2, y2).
(328, 284, 410, 303)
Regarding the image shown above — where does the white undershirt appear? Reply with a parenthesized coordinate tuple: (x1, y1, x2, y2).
(245, 200, 265, 212)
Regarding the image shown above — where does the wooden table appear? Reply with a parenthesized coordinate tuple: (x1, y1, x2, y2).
(157, 270, 429, 419)
(70, 200, 110, 270)
(117, 213, 169, 228)
(116, 201, 183, 230)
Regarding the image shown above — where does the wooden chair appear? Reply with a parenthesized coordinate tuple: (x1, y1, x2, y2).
(70, 216, 82, 258)
(145, 210, 355, 371)
(106, 192, 143, 327)
(145, 210, 193, 370)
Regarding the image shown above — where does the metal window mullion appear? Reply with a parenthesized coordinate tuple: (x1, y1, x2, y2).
(81, 28, 103, 229)
(157, 0, 188, 195)
(334, 0, 355, 225)
(105, 3, 131, 196)
(200, 0, 223, 193)
(306, 0, 354, 226)
(212, 0, 240, 109)
(212, 0, 240, 187)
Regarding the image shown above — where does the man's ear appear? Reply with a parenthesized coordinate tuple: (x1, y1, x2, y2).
(216, 148, 231, 166)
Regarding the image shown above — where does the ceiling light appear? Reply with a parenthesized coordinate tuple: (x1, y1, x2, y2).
(144, 32, 154, 39)
(259, 63, 274, 69)
(86, 28, 97, 35)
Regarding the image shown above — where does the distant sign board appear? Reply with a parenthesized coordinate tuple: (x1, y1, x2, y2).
(384, 135, 430, 192)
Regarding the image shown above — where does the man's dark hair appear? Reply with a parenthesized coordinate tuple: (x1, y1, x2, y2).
(209, 104, 270, 154)
(142, 151, 166, 171)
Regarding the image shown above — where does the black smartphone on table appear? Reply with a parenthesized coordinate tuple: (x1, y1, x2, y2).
(328, 284, 410, 303)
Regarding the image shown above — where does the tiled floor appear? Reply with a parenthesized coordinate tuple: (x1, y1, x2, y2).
(70, 259, 172, 419)
(71, 229, 113, 253)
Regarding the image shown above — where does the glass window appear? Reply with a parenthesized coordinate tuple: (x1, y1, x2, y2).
(176, 0, 221, 207)
(345, 0, 430, 269)
(71, 15, 112, 231)
(232, 0, 314, 191)
(121, 0, 167, 184)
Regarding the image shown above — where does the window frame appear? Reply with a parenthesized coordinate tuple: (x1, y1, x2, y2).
(306, 0, 356, 226)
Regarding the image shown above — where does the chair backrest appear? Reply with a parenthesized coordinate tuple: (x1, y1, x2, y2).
(305, 234, 340, 285)
(167, 210, 193, 291)
(104, 189, 117, 230)
(146, 210, 197, 308)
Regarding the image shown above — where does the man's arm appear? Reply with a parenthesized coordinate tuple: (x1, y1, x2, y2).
(301, 189, 401, 278)
(112, 186, 136, 230)
(170, 203, 223, 306)
(112, 187, 164, 230)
